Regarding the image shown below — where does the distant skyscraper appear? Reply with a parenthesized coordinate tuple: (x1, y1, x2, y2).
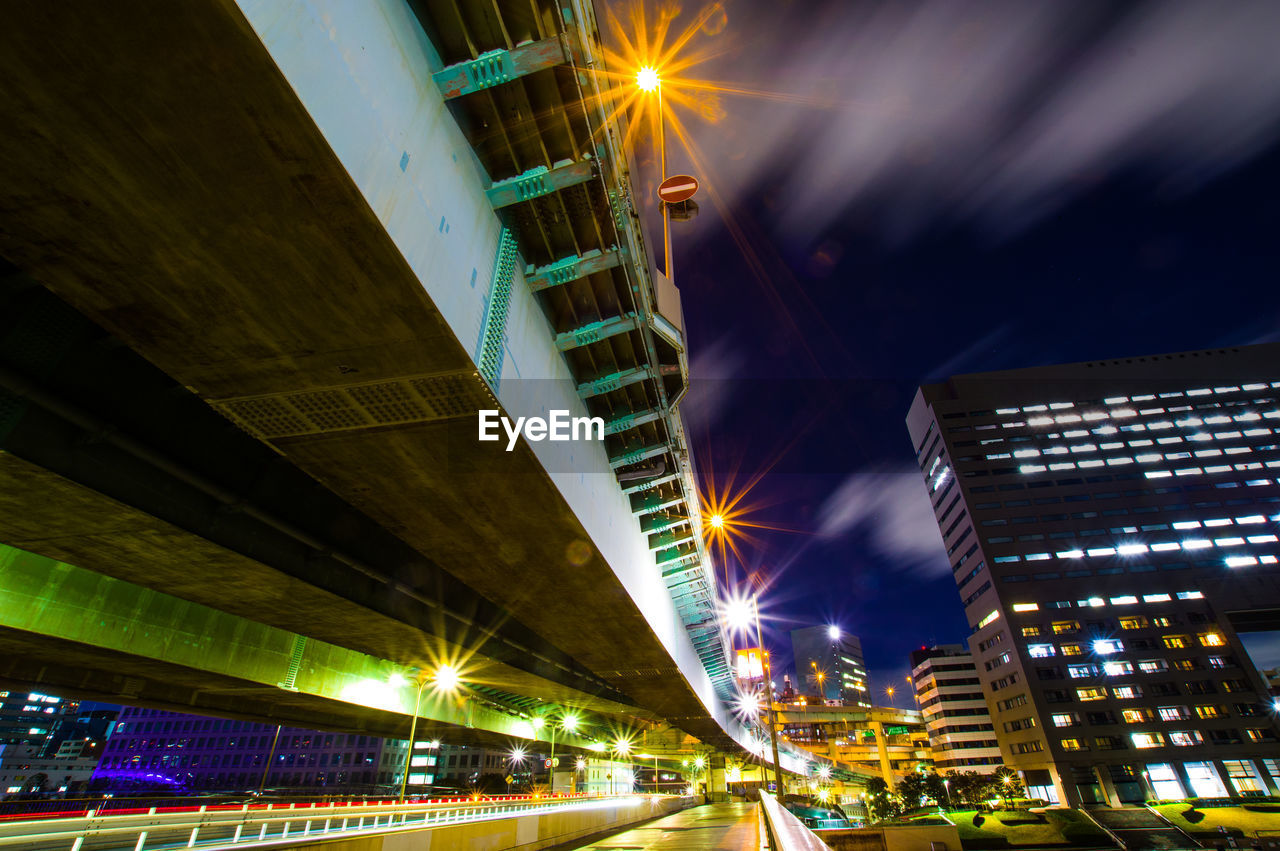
(791, 625, 869, 707)
(908, 343, 1280, 807)
(911, 645, 1003, 774)
(0, 690, 117, 797)
(94, 707, 412, 793)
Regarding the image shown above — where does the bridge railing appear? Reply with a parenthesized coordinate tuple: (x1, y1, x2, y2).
(0, 793, 667, 851)
(758, 792, 832, 851)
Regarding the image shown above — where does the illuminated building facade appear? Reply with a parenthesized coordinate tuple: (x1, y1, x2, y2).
(910, 645, 1003, 774)
(790, 626, 869, 707)
(0, 690, 117, 797)
(93, 707, 412, 793)
(908, 343, 1280, 806)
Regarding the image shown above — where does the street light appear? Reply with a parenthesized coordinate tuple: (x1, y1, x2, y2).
(398, 665, 461, 802)
(634, 64, 673, 282)
(723, 592, 784, 797)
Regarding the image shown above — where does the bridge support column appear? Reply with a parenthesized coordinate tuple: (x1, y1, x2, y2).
(871, 721, 894, 791)
(709, 754, 729, 803)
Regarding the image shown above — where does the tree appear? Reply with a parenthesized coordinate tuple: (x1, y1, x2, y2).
(864, 777, 903, 822)
(924, 772, 949, 808)
(993, 767, 1025, 809)
(897, 773, 927, 811)
(947, 771, 990, 807)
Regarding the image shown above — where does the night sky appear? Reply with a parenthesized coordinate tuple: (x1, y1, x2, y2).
(610, 0, 1280, 699)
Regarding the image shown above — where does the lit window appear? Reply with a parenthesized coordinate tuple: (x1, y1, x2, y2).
(1113, 686, 1142, 699)
(1061, 644, 1083, 656)
(1107, 597, 1137, 606)
(1139, 660, 1168, 673)
(1163, 636, 1189, 649)
(1052, 713, 1078, 727)
(1076, 687, 1107, 702)
(1122, 709, 1148, 723)
(978, 610, 1000, 629)
(1028, 644, 1056, 658)
(1060, 738, 1087, 751)
(1012, 603, 1039, 613)
(1020, 626, 1041, 637)
(1198, 633, 1225, 647)
(1169, 731, 1203, 747)
(1131, 732, 1164, 749)
(1176, 591, 1205, 600)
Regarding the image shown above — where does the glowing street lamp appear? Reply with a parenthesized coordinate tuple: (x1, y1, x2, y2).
(634, 63, 674, 282)
(398, 664, 462, 802)
(723, 591, 784, 796)
(709, 513, 725, 530)
(635, 66, 659, 92)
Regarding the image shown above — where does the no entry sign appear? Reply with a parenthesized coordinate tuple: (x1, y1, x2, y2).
(657, 175, 699, 203)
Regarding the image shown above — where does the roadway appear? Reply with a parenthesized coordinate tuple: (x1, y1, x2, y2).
(566, 802, 759, 850)
(0, 793, 685, 851)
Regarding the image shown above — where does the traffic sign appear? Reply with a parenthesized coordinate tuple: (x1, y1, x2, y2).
(657, 175, 698, 204)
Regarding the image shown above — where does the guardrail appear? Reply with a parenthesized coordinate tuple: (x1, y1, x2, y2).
(758, 792, 832, 851)
(0, 793, 660, 850)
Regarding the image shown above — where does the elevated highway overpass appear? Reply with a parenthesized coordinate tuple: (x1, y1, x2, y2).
(0, 0, 814, 774)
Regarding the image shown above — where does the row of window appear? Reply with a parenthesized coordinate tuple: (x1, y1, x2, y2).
(981, 433, 1278, 462)
(1060, 728, 1277, 751)
(1027, 632, 1225, 656)
(1052, 683, 1256, 702)
(972, 490, 1279, 514)
(1009, 591, 1203, 614)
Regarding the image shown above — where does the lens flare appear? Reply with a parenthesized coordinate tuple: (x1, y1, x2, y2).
(636, 66, 660, 91)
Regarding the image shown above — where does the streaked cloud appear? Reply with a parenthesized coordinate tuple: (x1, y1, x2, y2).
(676, 0, 1280, 243)
(815, 465, 949, 578)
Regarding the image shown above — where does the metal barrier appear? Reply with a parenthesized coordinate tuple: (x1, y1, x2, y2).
(0, 793, 656, 850)
(758, 792, 832, 851)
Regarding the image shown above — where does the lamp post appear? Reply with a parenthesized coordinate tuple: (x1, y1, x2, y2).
(752, 598, 784, 796)
(397, 675, 429, 802)
(635, 67, 672, 281)
(398, 664, 459, 802)
(725, 592, 784, 796)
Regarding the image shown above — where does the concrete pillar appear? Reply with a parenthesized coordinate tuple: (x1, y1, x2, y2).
(1093, 765, 1121, 808)
(1213, 760, 1241, 798)
(1255, 760, 1280, 796)
(871, 721, 894, 791)
(1050, 766, 1074, 808)
(1173, 761, 1198, 799)
(709, 754, 729, 803)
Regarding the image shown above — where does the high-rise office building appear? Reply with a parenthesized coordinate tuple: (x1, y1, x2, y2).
(94, 707, 412, 793)
(907, 343, 1280, 807)
(0, 690, 117, 797)
(790, 625, 869, 707)
(910, 645, 1003, 774)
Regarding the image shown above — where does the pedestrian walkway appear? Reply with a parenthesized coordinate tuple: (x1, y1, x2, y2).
(566, 802, 759, 850)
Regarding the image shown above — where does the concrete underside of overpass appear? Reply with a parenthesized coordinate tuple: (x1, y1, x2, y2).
(0, 1, 730, 746)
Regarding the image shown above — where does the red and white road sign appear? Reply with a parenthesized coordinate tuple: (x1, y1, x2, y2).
(657, 175, 699, 203)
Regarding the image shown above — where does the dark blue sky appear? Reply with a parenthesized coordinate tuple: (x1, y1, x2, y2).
(628, 0, 1280, 698)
